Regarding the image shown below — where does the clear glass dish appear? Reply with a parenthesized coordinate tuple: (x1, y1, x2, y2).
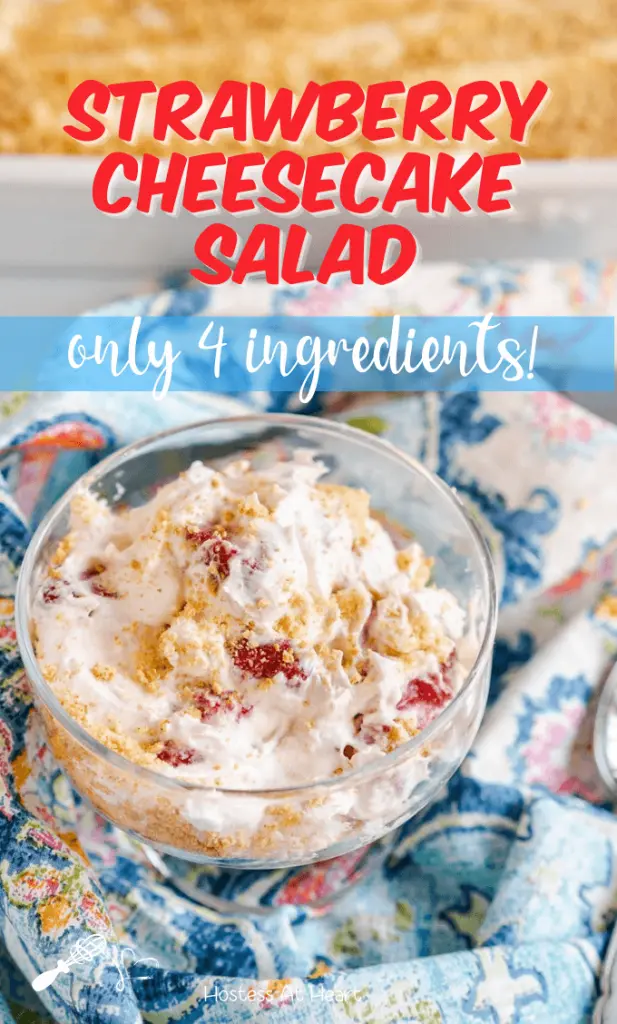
(16, 414, 497, 911)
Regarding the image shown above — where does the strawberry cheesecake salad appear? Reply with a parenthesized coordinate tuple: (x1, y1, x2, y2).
(30, 450, 468, 859)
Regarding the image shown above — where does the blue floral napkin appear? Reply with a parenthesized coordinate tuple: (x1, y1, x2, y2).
(1, 264, 617, 1023)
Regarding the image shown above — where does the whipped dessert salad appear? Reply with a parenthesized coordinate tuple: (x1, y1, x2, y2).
(30, 449, 470, 859)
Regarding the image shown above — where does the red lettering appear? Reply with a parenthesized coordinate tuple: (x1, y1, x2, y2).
(315, 81, 364, 143)
(192, 224, 238, 285)
(200, 81, 248, 142)
(183, 154, 226, 213)
(260, 152, 304, 213)
(367, 225, 417, 284)
(382, 153, 431, 214)
(432, 152, 483, 213)
(477, 153, 521, 213)
(363, 81, 405, 141)
(281, 225, 314, 284)
(403, 81, 452, 142)
(339, 153, 386, 214)
(317, 224, 365, 285)
(232, 225, 281, 284)
(302, 153, 345, 213)
(92, 152, 138, 214)
(451, 81, 501, 143)
(250, 83, 320, 143)
(501, 80, 550, 143)
(222, 154, 265, 213)
(109, 81, 157, 142)
(64, 80, 110, 142)
(136, 153, 186, 214)
(153, 81, 202, 142)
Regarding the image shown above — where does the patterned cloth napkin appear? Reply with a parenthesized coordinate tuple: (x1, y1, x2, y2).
(1, 263, 617, 1024)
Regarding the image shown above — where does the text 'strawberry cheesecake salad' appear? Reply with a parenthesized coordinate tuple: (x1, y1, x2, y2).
(32, 452, 465, 792)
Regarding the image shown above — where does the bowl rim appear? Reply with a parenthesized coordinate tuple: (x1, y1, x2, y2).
(15, 411, 498, 797)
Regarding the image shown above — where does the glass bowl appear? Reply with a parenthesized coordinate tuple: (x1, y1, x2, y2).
(16, 414, 497, 912)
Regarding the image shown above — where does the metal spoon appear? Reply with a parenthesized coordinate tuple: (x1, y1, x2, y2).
(593, 660, 617, 797)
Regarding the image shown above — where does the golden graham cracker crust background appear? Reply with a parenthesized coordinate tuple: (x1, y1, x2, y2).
(1, 0, 616, 158)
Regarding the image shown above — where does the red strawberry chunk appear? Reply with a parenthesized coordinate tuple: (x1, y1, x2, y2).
(80, 565, 104, 581)
(242, 557, 262, 572)
(205, 539, 237, 579)
(90, 581, 119, 599)
(156, 740, 199, 767)
(79, 565, 118, 599)
(362, 723, 392, 746)
(42, 583, 61, 604)
(396, 662, 454, 714)
(233, 638, 306, 684)
(194, 689, 253, 723)
(186, 528, 237, 579)
(185, 528, 215, 546)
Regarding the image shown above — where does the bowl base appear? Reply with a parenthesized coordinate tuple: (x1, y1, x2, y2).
(139, 833, 399, 916)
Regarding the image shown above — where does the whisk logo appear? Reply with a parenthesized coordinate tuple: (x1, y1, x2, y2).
(31, 935, 160, 993)
(32, 935, 108, 991)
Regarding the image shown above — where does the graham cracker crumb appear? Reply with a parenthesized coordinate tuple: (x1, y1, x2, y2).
(235, 495, 271, 520)
(385, 724, 404, 752)
(132, 625, 172, 693)
(334, 587, 367, 631)
(397, 718, 420, 739)
(275, 615, 292, 634)
(70, 492, 100, 525)
(317, 483, 370, 539)
(91, 664, 115, 682)
(397, 549, 433, 587)
(267, 804, 303, 827)
(50, 534, 75, 569)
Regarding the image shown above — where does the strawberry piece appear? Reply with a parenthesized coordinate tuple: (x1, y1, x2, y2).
(80, 565, 104, 581)
(90, 581, 119, 599)
(186, 528, 237, 579)
(396, 657, 455, 714)
(42, 583, 61, 604)
(233, 638, 306, 684)
(362, 723, 392, 746)
(79, 565, 118, 599)
(204, 539, 237, 579)
(194, 690, 253, 723)
(156, 741, 198, 767)
(242, 557, 262, 572)
(185, 528, 215, 546)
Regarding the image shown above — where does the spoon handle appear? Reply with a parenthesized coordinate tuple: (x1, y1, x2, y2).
(593, 660, 617, 797)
